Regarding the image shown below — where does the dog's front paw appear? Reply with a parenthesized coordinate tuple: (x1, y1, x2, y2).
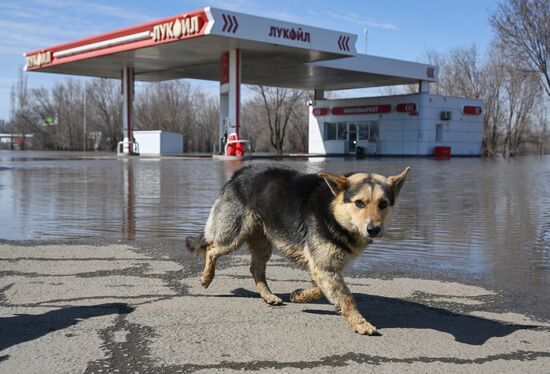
(261, 293, 284, 305)
(353, 321, 380, 336)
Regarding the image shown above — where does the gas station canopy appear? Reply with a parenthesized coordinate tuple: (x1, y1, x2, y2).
(24, 7, 437, 90)
(24, 6, 439, 157)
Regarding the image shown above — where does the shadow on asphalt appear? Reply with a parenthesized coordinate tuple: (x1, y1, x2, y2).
(226, 287, 536, 346)
(0, 303, 134, 353)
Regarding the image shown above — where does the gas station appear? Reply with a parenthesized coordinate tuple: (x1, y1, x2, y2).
(24, 6, 483, 157)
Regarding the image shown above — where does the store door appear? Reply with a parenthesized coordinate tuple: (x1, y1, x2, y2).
(348, 124, 357, 153)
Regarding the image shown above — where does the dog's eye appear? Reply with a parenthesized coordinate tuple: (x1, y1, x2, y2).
(354, 200, 366, 208)
(378, 200, 388, 210)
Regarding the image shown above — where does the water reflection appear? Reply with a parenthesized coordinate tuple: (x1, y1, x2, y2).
(0, 151, 549, 297)
(122, 159, 135, 240)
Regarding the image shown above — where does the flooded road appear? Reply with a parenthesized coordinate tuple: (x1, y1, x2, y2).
(1, 150, 549, 308)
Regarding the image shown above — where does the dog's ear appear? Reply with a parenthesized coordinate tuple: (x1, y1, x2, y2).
(387, 167, 411, 196)
(318, 172, 349, 196)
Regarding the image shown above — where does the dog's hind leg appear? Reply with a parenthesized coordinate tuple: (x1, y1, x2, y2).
(290, 281, 324, 303)
(248, 234, 283, 305)
(201, 244, 235, 288)
(200, 199, 250, 288)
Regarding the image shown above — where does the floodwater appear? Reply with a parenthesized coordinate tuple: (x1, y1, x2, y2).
(1, 150, 549, 300)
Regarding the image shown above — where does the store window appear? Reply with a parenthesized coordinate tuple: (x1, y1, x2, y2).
(337, 123, 347, 140)
(370, 122, 379, 141)
(324, 121, 380, 142)
(358, 124, 369, 140)
(324, 123, 337, 140)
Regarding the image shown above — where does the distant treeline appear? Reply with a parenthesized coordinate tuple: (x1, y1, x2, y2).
(3, 75, 309, 154)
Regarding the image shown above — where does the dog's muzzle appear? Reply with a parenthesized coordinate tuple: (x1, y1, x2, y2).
(366, 223, 382, 238)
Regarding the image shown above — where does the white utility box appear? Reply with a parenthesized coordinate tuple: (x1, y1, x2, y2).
(133, 131, 184, 156)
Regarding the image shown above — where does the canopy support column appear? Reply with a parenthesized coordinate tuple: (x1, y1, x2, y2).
(419, 80, 431, 94)
(121, 67, 135, 155)
(219, 49, 241, 155)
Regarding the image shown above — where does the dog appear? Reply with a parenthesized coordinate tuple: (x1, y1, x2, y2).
(186, 164, 410, 335)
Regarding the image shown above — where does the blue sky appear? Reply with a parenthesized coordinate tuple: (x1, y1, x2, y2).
(0, 0, 498, 121)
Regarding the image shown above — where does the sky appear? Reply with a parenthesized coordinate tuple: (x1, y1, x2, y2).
(0, 0, 499, 121)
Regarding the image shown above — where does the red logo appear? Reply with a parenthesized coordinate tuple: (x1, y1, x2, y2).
(463, 106, 482, 115)
(426, 67, 435, 78)
(313, 108, 329, 116)
(396, 103, 417, 113)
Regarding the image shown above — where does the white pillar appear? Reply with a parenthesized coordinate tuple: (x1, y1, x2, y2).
(417, 81, 431, 156)
(219, 49, 241, 154)
(122, 67, 135, 155)
(419, 80, 431, 94)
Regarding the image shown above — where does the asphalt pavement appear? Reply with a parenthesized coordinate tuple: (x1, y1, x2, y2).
(1, 242, 549, 373)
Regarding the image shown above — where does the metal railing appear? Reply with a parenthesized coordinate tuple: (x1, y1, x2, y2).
(117, 140, 140, 155)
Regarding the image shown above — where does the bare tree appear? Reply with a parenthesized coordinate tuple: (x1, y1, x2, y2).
(440, 46, 484, 99)
(501, 64, 542, 157)
(419, 49, 449, 95)
(135, 81, 194, 133)
(9, 75, 221, 152)
(51, 80, 87, 150)
(531, 99, 549, 154)
(9, 69, 37, 149)
(480, 50, 507, 156)
(490, 0, 550, 97)
(87, 79, 122, 151)
(187, 91, 219, 152)
(240, 100, 265, 152)
(23, 79, 118, 151)
(285, 93, 310, 152)
(28, 86, 58, 149)
(134, 80, 219, 152)
(380, 47, 483, 98)
(12, 75, 87, 151)
(0, 119, 9, 132)
(287, 112, 308, 152)
(248, 86, 305, 154)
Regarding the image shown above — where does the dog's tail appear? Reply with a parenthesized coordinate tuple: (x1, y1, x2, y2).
(186, 233, 210, 256)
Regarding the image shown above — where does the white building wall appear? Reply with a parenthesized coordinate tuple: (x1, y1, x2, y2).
(308, 105, 327, 154)
(308, 93, 483, 156)
(420, 95, 484, 155)
(134, 131, 161, 155)
(159, 132, 184, 155)
(134, 131, 184, 156)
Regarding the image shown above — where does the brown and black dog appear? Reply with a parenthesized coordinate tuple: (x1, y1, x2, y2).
(187, 164, 410, 335)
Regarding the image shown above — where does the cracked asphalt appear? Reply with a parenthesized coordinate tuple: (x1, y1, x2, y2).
(1, 242, 549, 373)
